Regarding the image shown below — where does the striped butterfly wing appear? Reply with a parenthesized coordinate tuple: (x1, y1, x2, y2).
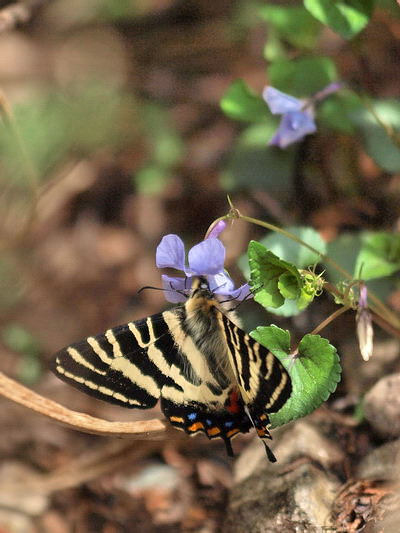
(52, 312, 182, 409)
(51, 308, 253, 455)
(219, 311, 292, 460)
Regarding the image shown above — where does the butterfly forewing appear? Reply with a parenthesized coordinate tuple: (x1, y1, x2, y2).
(51, 312, 185, 409)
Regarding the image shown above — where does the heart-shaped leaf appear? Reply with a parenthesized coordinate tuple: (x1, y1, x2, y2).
(250, 325, 342, 427)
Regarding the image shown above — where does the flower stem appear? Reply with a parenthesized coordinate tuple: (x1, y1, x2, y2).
(309, 306, 351, 337)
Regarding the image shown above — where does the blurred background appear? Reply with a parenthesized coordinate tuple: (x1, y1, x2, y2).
(0, 0, 399, 531)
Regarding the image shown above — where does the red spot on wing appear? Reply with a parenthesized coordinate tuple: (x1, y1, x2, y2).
(226, 390, 241, 414)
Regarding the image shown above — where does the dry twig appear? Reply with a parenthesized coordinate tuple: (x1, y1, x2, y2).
(0, 370, 176, 440)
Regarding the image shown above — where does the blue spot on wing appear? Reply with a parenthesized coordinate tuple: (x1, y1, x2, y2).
(187, 412, 197, 421)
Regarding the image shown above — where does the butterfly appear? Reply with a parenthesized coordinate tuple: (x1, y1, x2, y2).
(51, 276, 292, 461)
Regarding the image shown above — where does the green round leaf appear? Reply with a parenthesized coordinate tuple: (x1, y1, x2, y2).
(355, 232, 400, 280)
(278, 272, 300, 299)
(250, 326, 341, 428)
(259, 5, 321, 49)
(248, 241, 302, 309)
(351, 99, 400, 173)
(268, 56, 337, 97)
(318, 91, 363, 133)
(260, 226, 326, 268)
(221, 123, 297, 198)
(220, 79, 269, 123)
(304, 0, 374, 40)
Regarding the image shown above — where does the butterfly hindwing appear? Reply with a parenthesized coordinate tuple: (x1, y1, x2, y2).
(219, 311, 292, 453)
(161, 393, 252, 456)
(220, 312, 291, 410)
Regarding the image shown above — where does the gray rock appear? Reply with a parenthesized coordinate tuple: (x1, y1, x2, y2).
(357, 439, 400, 481)
(355, 440, 400, 533)
(224, 419, 343, 532)
(363, 373, 400, 438)
(341, 338, 400, 396)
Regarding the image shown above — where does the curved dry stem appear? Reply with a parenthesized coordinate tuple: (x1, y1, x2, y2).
(0, 371, 176, 440)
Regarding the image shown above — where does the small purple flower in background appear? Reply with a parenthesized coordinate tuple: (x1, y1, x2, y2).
(263, 82, 342, 148)
(156, 228, 251, 303)
(356, 284, 374, 361)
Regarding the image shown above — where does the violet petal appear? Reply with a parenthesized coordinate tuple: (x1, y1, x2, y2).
(156, 234, 186, 270)
(263, 87, 303, 115)
(188, 238, 226, 275)
(161, 274, 188, 303)
(207, 220, 227, 239)
(208, 272, 235, 294)
(227, 283, 253, 301)
(269, 111, 316, 148)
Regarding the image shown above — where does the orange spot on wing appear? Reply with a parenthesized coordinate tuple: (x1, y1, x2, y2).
(226, 428, 240, 438)
(207, 427, 221, 436)
(170, 416, 184, 424)
(187, 422, 205, 432)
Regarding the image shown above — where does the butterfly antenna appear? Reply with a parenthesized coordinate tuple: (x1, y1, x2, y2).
(221, 288, 253, 311)
(137, 285, 165, 294)
(138, 285, 187, 298)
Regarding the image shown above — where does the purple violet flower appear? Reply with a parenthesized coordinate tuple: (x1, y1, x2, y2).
(156, 231, 251, 304)
(263, 83, 341, 148)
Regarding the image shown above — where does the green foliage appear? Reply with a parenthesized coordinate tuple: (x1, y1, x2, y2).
(96, 0, 136, 21)
(304, 0, 375, 39)
(220, 123, 297, 197)
(325, 233, 396, 303)
(259, 5, 321, 50)
(2, 323, 42, 384)
(351, 99, 400, 172)
(0, 257, 24, 311)
(220, 80, 269, 123)
(244, 231, 326, 316)
(250, 325, 341, 428)
(259, 226, 326, 267)
(318, 90, 363, 134)
(375, 0, 400, 16)
(141, 105, 184, 169)
(248, 241, 303, 308)
(135, 165, 171, 195)
(248, 240, 323, 314)
(325, 233, 362, 284)
(355, 232, 400, 280)
(134, 105, 184, 194)
(268, 56, 337, 97)
(0, 85, 137, 183)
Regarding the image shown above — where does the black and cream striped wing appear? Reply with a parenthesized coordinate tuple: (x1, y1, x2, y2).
(51, 312, 181, 409)
(220, 312, 292, 413)
(51, 308, 255, 455)
(218, 310, 292, 457)
(51, 308, 233, 410)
